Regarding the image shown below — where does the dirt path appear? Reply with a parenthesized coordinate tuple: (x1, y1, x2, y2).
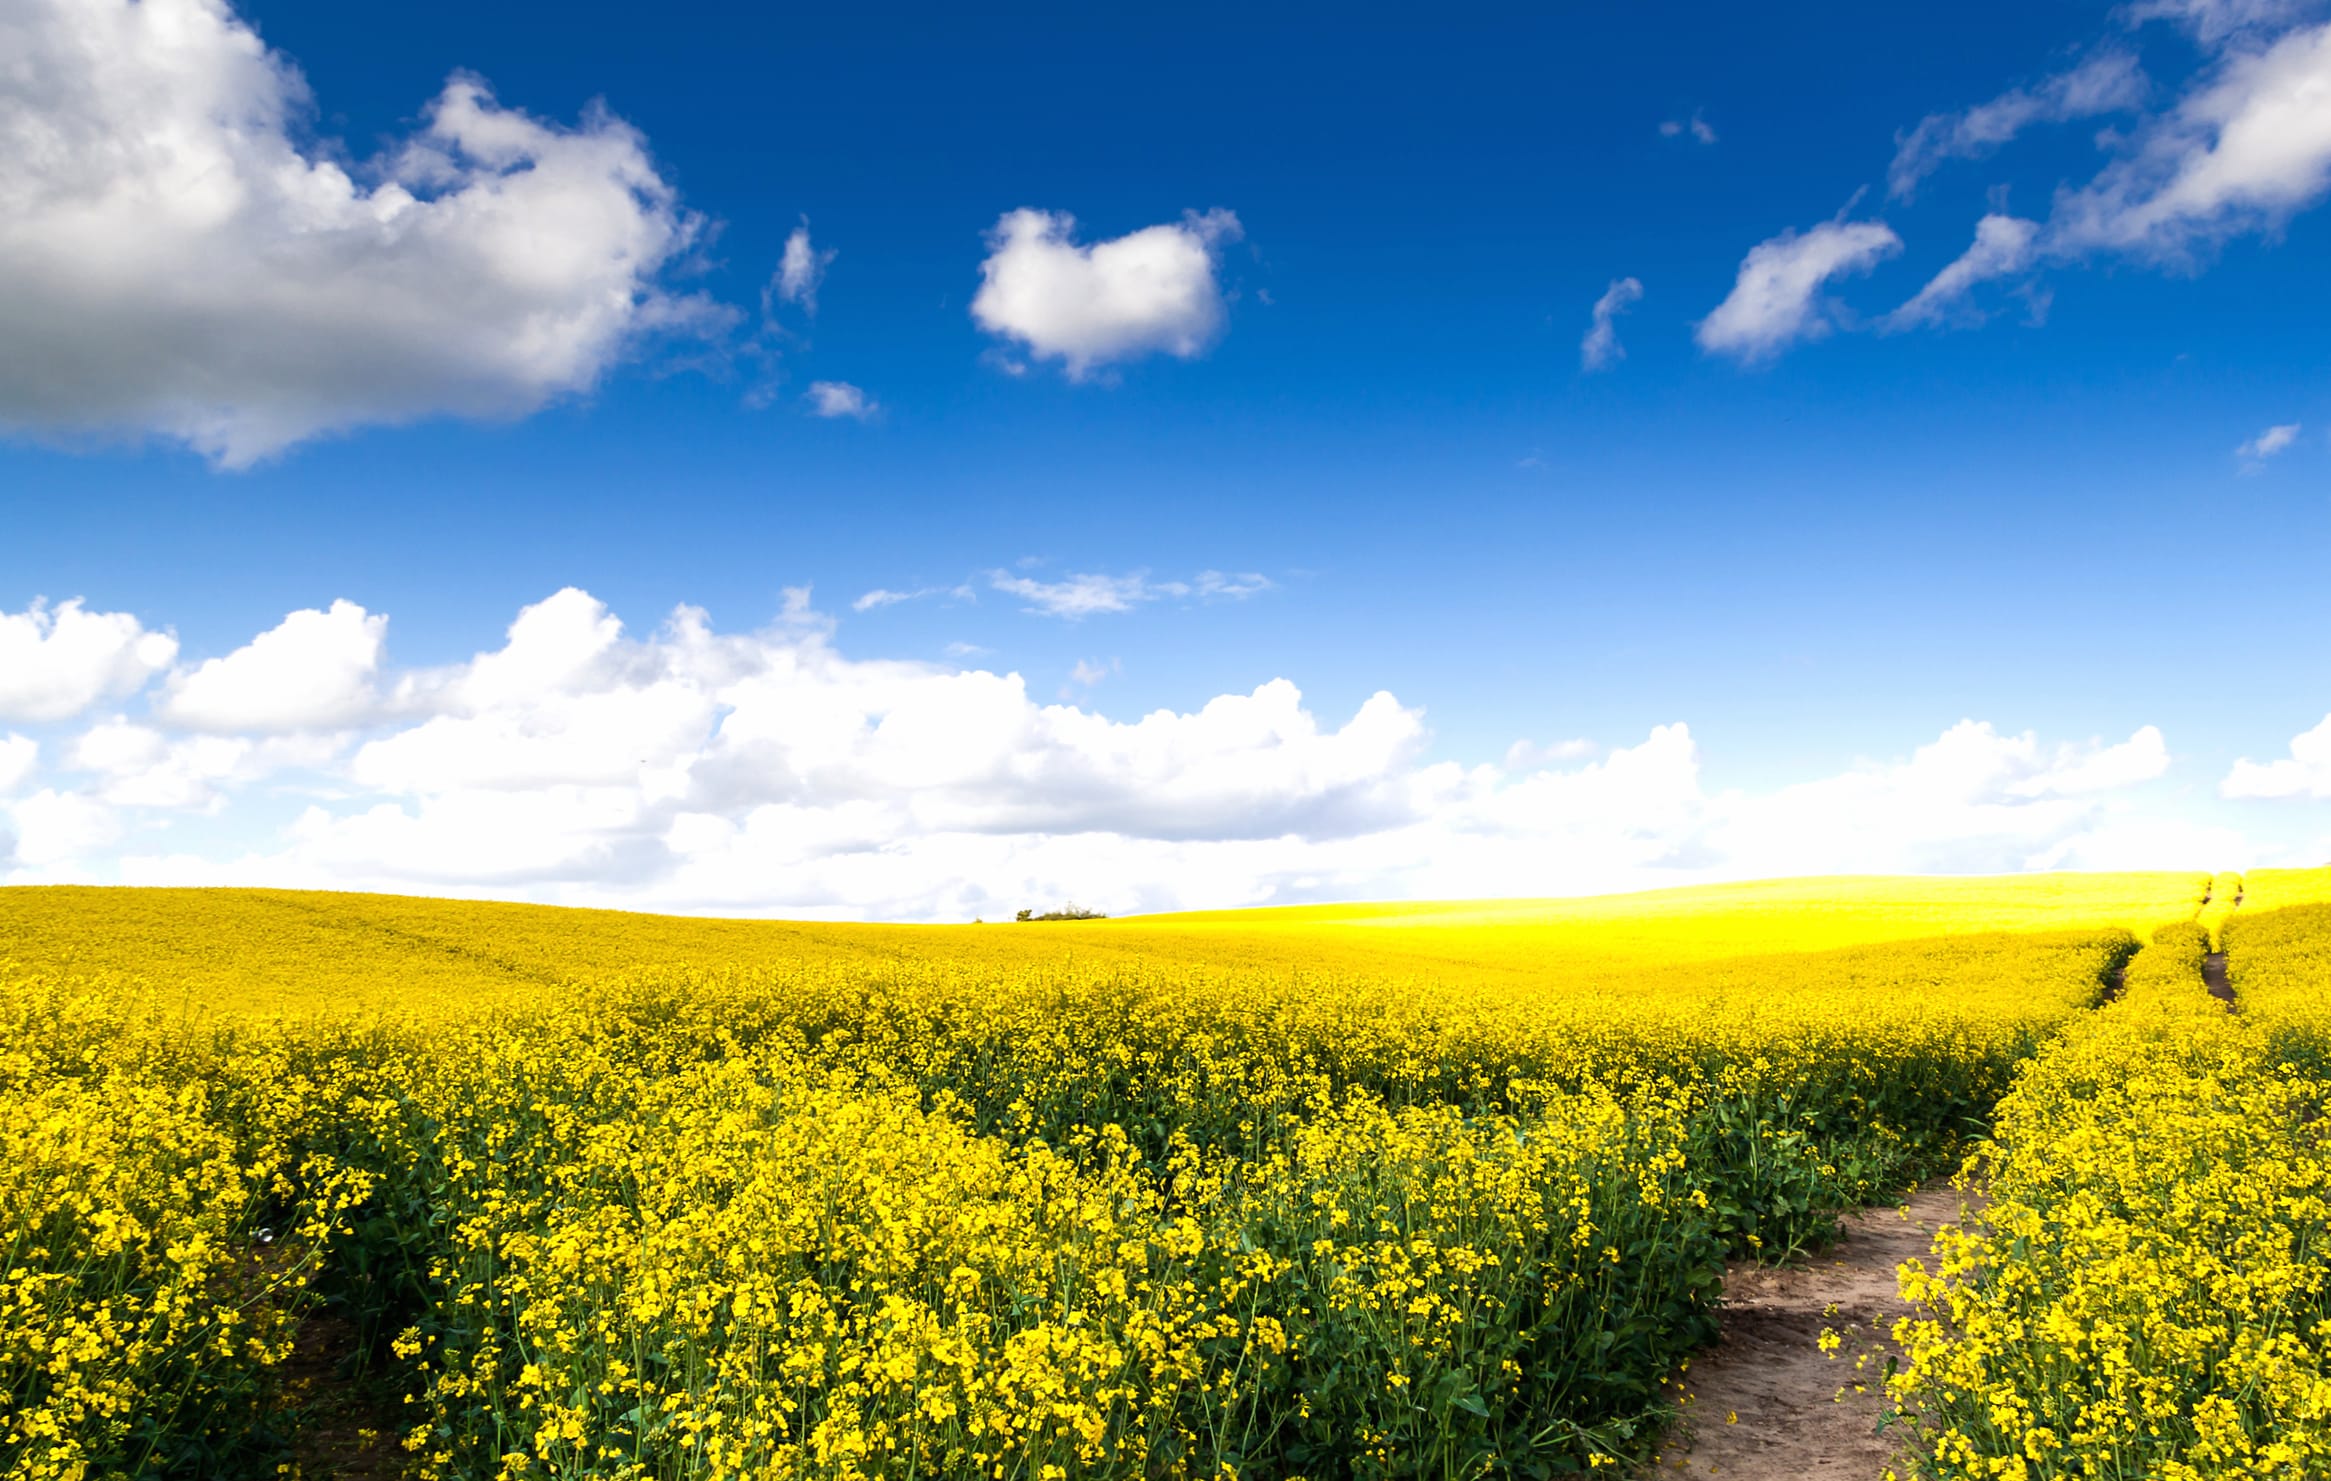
(2204, 881, 2242, 1006)
(1646, 1184, 1975, 1479)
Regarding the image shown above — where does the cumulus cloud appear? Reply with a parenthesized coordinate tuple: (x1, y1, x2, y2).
(773, 220, 836, 315)
(1707, 721, 2173, 876)
(0, 0, 719, 467)
(970, 208, 1243, 377)
(805, 381, 877, 420)
(0, 586, 2236, 915)
(157, 600, 385, 732)
(1503, 737, 1597, 770)
(1697, 220, 1902, 362)
(2224, 712, 2331, 797)
(67, 719, 334, 810)
(0, 599, 178, 723)
(5, 788, 121, 871)
(1580, 277, 1644, 371)
(0, 734, 35, 794)
(1889, 52, 2149, 198)
(2237, 421, 2303, 464)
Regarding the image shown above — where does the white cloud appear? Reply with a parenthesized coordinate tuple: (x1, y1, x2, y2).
(157, 599, 384, 732)
(66, 718, 332, 810)
(2012, 724, 2173, 795)
(2051, 20, 2331, 260)
(2237, 421, 2302, 463)
(988, 564, 1277, 615)
(805, 381, 877, 420)
(1697, 220, 1902, 362)
(992, 571, 1154, 618)
(1192, 571, 1273, 600)
(1580, 276, 1644, 371)
(1708, 721, 2173, 876)
(1504, 737, 1598, 770)
(1660, 110, 1719, 144)
(773, 220, 836, 315)
(2125, 0, 2323, 45)
(851, 584, 972, 613)
(4, 590, 2261, 915)
(1889, 52, 2149, 198)
(987, 568, 1267, 619)
(1843, 10, 2331, 340)
(970, 208, 1243, 377)
(1068, 658, 1116, 687)
(2224, 712, 2331, 797)
(5, 788, 121, 870)
(1887, 214, 2042, 328)
(0, 734, 35, 795)
(0, 599, 178, 723)
(0, 0, 719, 466)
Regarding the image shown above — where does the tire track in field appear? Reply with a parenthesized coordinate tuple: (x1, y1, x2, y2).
(1649, 1185, 1976, 1480)
(2204, 883, 2242, 1007)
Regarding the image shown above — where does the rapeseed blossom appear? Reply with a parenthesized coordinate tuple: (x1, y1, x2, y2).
(13, 870, 2311, 1478)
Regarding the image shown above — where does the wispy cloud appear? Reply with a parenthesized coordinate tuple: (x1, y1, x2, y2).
(991, 572, 1154, 618)
(851, 583, 972, 613)
(1887, 215, 2042, 330)
(990, 568, 1273, 619)
(2125, 0, 2323, 46)
(1580, 277, 1645, 370)
(2237, 421, 2302, 467)
(1660, 110, 1719, 144)
(1193, 570, 1273, 600)
(806, 381, 877, 420)
(1886, 15, 2331, 326)
(1889, 52, 2148, 199)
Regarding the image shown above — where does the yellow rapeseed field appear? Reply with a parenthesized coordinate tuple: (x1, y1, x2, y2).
(1890, 872, 2331, 1479)
(10, 868, 2330, 1479)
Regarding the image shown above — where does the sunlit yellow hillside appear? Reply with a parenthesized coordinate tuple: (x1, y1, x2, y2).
(1111, 871, 2213, 967)
(2237, 866, 2331, 913)
(9, 866, 2322, 1481)
(0, 870, 2211, 1014)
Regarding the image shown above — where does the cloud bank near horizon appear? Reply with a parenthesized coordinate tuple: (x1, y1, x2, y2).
(0, 589, 2290, 920)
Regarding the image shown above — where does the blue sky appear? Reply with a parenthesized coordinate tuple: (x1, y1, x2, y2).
(1, 0, 2327, 915)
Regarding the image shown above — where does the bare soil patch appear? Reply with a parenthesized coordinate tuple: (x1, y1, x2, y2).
(280, 1307, 409, 1480)
(1647, 1184, 1975, 1480)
